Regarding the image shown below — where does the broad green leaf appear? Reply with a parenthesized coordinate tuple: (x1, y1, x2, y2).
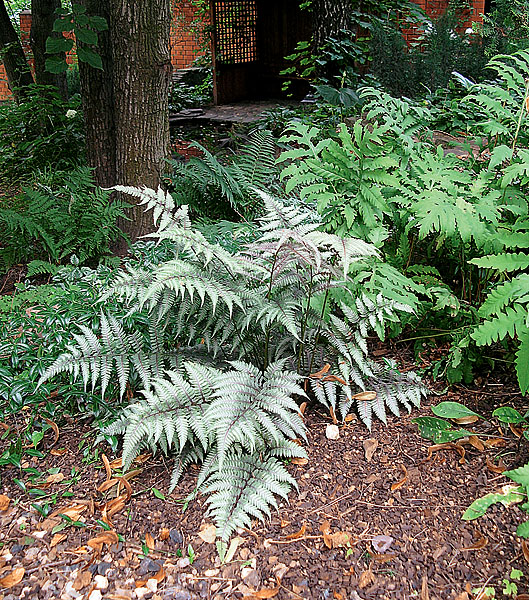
(462, 484, 525, 520)
(45, 56, 69, 74)
(412, 416, 471, 443)
(504, 464, 529, 488)
(493, 406, 525, 424)
(517, 520, 529, 538)
(53, 16, 73, 33)
(77, 46, 103, 70)
(74, 28, 98, 45)
(489, 144, 512, 169)
(432, 401, 482, 420)
(152, 487, 165, 500)
(88, 16, 108, 31)
(45, 36, 74, 54)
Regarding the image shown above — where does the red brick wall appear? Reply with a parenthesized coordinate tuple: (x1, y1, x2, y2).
(403, 0, 485, 44)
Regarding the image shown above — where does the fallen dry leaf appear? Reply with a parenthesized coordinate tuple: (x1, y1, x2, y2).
(486, 456, 506, 474)
(116, 477, 132, 502)
(224, 536, 243, 563)
(50, 533, 67, 547)
(280, 518, 291, 528)
(461, 532, 488, 551)
(73, 569, 92, 591)
(509, 423, 523, 438)
(363, 439, 378, 462)
(159, 528, 170, 541)
(0, 567, 25, 588)
(291, 457, 308, 466)
(45, 473, 65, 485)
(102, 454, 112, 480)
(299, 401, 308, 416)
(108, 457, 123, 469)
(352, 391, 377, 402)
(0, 495, 10, 511)
(87, 530, 119, 555)
(50, 448, 68, 456)
(390, 465, 408, 492)
(370, 552, 396, 563)
(453, 415, 479, 425)
(358, 568, 375, 589)
(44, 418, 60, 446)
(426, 443, 466, 464)
(285, 524, 306, 540)
(467, 435, 485, 451)
(324, 531, 351, 549)
(319, 521, 332, 535)
(483, 437, 507, 448)
(145, 533, 155, 552)
(247, 576, 281, 599)
(329, 406, 338, 425)
(198, 524, 216, 544)
(522, 539, 529, 564)
(310, 364, 331, 379)
(97, 478, 120, 493)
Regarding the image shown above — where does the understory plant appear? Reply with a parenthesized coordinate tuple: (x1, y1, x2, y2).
(39, 187, 426, 541)
(278, 50, 529, 390)
(0, 167, 128, 273)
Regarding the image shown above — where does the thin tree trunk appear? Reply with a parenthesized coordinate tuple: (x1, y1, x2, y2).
(30, 0, 68, 98)
(311, 0, 351, 53)
(0, 0, 34, 100)
(75, 0, 117, 188)
(110, 0, 172, 246)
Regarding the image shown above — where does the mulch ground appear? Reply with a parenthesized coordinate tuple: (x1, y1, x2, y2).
(1, 374, 528, 600)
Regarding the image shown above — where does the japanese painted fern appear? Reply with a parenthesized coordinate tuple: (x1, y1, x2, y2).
(40, 187, 426, 540)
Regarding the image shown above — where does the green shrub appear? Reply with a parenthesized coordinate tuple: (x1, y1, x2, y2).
(0, 85, 84, 184)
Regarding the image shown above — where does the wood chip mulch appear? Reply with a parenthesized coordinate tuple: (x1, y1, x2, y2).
(1, 379, 528, 600)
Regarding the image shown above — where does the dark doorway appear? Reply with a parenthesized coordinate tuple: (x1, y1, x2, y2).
(211, 0, 311, 104)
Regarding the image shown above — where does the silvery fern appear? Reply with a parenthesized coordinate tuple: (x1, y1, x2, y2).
(39, 186, 426, 540)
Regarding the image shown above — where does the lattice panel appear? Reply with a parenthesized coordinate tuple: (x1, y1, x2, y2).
(214, 0, 258, 64)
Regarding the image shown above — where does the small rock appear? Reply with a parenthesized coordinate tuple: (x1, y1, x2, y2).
(97, 561, 112, 575)
(94, 575, 108, 590)
(146, 579, 158, 593)
(110, 542, 123, 553)
(176, 557, 190, 569)
(138, 558, 162, 576)
(11, 544, 24, 554)
(135, 587, 150, 599)
(241, 567, 260, 589)
(62, 581, 81, 599)
(88, 591, 102, 600)
(169, 530, 183, 545)
(325, 424, 340, 440)
(24, 547, 39, 560)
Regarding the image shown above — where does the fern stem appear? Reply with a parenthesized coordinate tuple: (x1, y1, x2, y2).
(297, 267, 314, 373)
(307, 275, 332, 376)
(263, 250, 279, 371)
(511, 78, 529, 156)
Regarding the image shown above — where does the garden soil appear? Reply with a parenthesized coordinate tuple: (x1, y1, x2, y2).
(0, 375, 528, 600)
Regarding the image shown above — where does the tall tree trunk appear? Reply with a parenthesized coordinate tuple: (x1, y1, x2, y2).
(30, 0, 68, 98)
(75, 0, 117, 188)
(0, 0, 34, 100)
(110, 0, 171, 246)
(311, 0, 351, 80)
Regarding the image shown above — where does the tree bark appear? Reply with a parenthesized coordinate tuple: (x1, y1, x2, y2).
(30, 0, 68, 98)
(0, 0, 34, 100)
(110, 0, 171, 245)
(75, 0, 117, 188)
(311, 0, 351, 55)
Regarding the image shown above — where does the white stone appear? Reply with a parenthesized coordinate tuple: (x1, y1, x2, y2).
(325, 424, 340, 440)
(88, 591, 102, 600)
(94, 575, 109, 590)
(135, 587, 150, 599)
(146, 578, 158, 593)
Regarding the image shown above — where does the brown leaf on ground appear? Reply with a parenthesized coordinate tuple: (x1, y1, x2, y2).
(116, 477, 132, 501)
(509, 423, 523, 438)
(319, 521, 332, 535)
(486, 456, 506, 474)
(280, 518, 291, 528)
(108, 458, 123, 469)
(44, 418, 60, 446)
(0, 567, 25, 588)
(467, 435, 485, 451)
(453, 416, 479, 425)
(285, 524, 306, 540)
(87, 530, 119, 555)
(390, 465, 408, 491)
(97, 478, 119, 493)
(370, 552, 396, 563)
(329, 406, 338, 425)
(0, 494, 10, 511)
(309, 364, 330, 379)
(363, 438, 378, 462)
(324, 531, 351, 549)
(453, 593, 469, 600)
(358, 568, 375, 589)
(371, 535, 394, 553)
(483, 438, 507, 448)
(159, 528, 170, 541)
(50, 448, 68, 456)
(352, 391, 377, 402)
(299, 401, 307, 416)
(102, 454, 112, 480)
(245, 576, 281, 599)
(522, 539, 529, 564)
(426, 443, 466, 464)
(145, 532, 155, 551)
(45, 472, 65, 485)
(198, 523, 216, 544)
(73, 570, 92, 591)
(291, 457, 308, 466)
(50, 533, 67, 547)
(461, 532, 487, 551)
